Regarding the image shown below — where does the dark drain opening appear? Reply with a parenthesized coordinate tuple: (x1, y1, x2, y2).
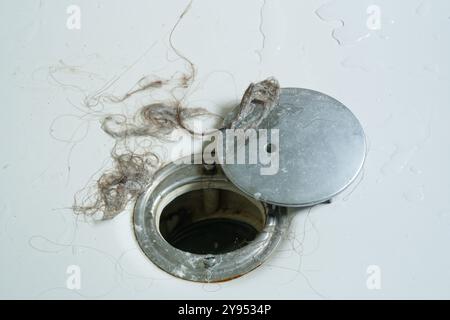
(159, 188, 266, 255)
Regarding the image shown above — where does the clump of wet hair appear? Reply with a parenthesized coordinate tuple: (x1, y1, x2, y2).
(73, 151, 159, 219)
(101, 102, 210, 139)
(226, 77, 280, 130)
(73, 100, 213, 220)
(72, 76, 279, 220)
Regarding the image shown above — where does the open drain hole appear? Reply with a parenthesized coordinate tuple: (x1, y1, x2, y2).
(159, 188, 266, 255)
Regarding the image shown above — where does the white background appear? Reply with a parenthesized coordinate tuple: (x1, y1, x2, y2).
(1, 0, 449, 299)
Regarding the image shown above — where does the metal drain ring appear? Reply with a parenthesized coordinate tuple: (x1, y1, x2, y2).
(133, 159, 288, 283)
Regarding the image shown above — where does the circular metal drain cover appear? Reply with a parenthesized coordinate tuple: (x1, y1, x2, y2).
(221, 88, 366, 207)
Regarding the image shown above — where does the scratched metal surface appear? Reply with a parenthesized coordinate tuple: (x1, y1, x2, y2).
(0, 0, 449, 299)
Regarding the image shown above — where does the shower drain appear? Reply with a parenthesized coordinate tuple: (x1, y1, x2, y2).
(133, 87, 366, 282)
(133, 160, 288, 282)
